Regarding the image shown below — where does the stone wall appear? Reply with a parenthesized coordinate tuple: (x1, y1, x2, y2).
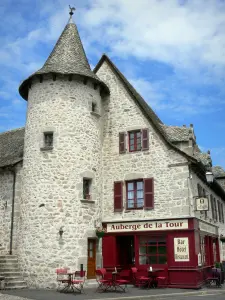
(96, 60, 191, 222)
(0, 163, 22, 254)
(18, 75, 103, 288)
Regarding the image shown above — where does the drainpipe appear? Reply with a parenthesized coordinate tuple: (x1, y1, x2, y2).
(9, 166, 16, 255)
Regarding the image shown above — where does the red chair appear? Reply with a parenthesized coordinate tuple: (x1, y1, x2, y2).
(156, 266, 168, 288)
(56, 268, 70, 291)
(71, 271, 86, 293)
(95, 268, 112, 292)
(114, 271, 130, 292)
(131, 267, 152, 289)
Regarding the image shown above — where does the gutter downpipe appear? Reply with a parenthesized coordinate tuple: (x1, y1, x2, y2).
(9, 166, 16, 255)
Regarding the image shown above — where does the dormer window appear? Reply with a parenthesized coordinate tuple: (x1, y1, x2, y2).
(44, 132, 53, 147)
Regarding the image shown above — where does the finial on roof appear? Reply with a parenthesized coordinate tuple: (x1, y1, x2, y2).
(68, 5, 76, 23)
(69, 5, 76, 16)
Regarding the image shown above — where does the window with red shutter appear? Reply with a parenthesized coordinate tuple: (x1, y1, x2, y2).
(128, 131, 141, 152)
(214, 197, 218, 221)
(126, 180, 144, 209)
(142, 128, 149, 150)
(119, 132, 126, 154)
(114, 181, 123, 212)
(144, 178, 154, 209)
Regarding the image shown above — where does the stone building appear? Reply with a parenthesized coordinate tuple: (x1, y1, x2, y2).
(0, 13, 225, 289)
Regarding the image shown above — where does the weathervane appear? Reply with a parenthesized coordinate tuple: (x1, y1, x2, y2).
(69, 5, 76, 16)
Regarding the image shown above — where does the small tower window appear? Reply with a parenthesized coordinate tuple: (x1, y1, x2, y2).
(83, 178, 92, 200)
(92, 102, 97, 112)
(44, 132, 53, 148)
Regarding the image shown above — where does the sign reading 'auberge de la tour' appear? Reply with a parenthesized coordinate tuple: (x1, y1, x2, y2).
(106, 219, 188, 232)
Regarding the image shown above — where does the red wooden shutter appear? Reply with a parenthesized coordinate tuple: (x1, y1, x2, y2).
(142, 128, 149, 150)
(114, 181, 123, 212)
(119, 132, 126, 154)
(102, 236, 116, 267)
(144, 178, 154, 209)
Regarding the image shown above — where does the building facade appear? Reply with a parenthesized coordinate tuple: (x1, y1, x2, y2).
(0, 14, 225, 289)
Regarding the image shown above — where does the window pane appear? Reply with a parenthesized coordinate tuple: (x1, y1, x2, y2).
(136, 131, 141, 138)
(148, 246, 157, 254)
(137, 199, 144, 208)
(128, 200, 134, 208)
(158, 256, 167, 264)
(128, 191, 134, 200)
(139, 256, 146, 265)
(149, 256, 157, 264)
(89, 250, 93, 258)
(137, 181, 143, 189)
(139, 246, 146, 255)
(127, 183, 134, 191)
(130, 133, 134, 139)
(137, 190, 143, 198)
(158, 246, 167, 254)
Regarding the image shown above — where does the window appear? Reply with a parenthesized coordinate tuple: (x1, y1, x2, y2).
(114, 178, 154, 212)
(83, 178, 91, 200)
(92, 102, 97, 112)
(127, 180, 144, 209)
(44, 132, 53, 147)
(221, 240, 225, 261)
(221, 203, 224, 223)
(200, 236, 206, 266)
(210, 195, 215, 220)
(129, 131, 142, 152)
(139, 236, 167, 265)
(218, 200, 222, 223)
(119, 128, 149, 154)
(214, 197, 218, 221)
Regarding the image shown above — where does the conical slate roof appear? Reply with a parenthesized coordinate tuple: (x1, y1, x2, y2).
(19, 20, 109, 100)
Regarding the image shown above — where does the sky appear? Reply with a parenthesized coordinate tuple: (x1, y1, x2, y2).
(0, 0, 225, 168)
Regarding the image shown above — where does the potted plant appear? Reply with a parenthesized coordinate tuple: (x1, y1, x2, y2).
(95, 227, 106, 238)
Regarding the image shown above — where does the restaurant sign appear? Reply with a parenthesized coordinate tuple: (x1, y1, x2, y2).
(106, 219, 188, 233)
(174, 237, 190, 261)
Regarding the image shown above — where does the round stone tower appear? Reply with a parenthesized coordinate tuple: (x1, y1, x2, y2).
(18, 14, 109, 287)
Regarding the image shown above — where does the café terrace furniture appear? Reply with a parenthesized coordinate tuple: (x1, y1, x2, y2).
(95, 268, 112, 292)
(95, 268, 129, 292)
(111, 271, 129, 292)
(71, 271, 86, 293)
(206, 268, 222, 288)
(148, 268, 166, 288)
(56, 268, 70, 291)
(131, 267, 152, 289)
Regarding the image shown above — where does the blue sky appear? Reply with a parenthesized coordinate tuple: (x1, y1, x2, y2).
(0, 0, 225, 168)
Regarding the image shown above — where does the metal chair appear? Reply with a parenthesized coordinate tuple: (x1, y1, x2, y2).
(56, 268, 70, 291)
(206, 268, 222, 288)
(71, 270, 86, 293)
(131, 267, 152, 289)
(95, 268, 112, 292)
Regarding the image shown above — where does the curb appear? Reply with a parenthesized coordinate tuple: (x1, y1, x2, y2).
(86, 289, 225, 300)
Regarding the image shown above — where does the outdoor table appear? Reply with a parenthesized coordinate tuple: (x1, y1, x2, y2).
(148, 269, 162, 288)
(59, 272, 74, 293)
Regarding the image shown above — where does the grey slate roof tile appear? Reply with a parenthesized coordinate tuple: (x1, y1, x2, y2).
(19, 22, 109, 100)
(160, 125, 192, 142)
(212, 166, 225, 178)
(0, 128, 24, 168)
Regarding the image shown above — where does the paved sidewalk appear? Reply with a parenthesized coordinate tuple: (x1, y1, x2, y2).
(1, 286, 225, 300)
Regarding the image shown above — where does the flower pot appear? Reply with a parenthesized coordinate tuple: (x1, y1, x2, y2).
(96, 231, 105, 238)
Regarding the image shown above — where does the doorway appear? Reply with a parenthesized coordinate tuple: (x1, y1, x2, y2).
(87, 239, 96, 279)
(116, 235, 135, 268)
